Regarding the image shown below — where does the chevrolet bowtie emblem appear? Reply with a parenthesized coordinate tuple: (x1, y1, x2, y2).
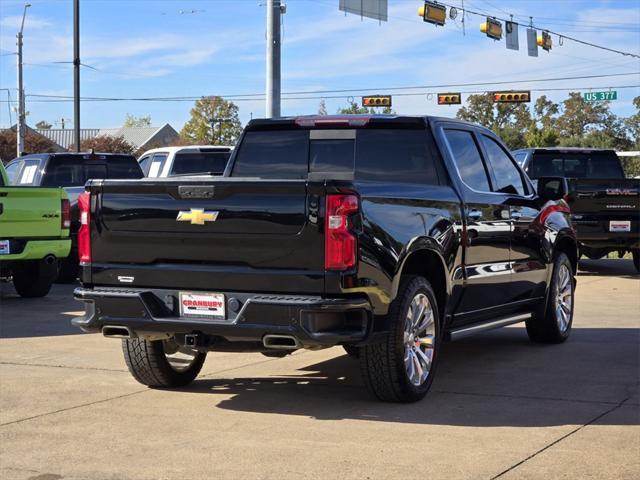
(176, 209, 219, 225)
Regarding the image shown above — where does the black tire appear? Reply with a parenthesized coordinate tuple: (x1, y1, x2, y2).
(360, 275, 440, 403)
(122, 338, 206, 388)
(56, 254, 79, 284)
(343, 345, 360, 358)
(632, 250, 640, 274)
(526, 253, 575, 344)
(12, 262, 56, 298)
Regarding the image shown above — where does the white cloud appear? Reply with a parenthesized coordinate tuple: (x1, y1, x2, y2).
(0, 15, 51, 30)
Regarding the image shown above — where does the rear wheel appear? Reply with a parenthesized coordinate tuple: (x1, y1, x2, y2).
(360, 276, 440, 402)
(122, 337, 206, 388)
(12, 262, 57, 298)
(632, 249, 640, 273)
(526, 253, 575, 344)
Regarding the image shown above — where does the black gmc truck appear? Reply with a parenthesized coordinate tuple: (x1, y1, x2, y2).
(73, 116, 577, 403)
(513, 148, 640, 271)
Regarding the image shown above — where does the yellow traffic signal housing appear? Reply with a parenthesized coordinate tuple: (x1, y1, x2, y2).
(418, 1, 446, 26)
(438, 93, 461, 105)
(362, 95, 392, 107)
(493, 91, 531, 103)
(480, 18, 502, 40)
(537, 31, 552, 51)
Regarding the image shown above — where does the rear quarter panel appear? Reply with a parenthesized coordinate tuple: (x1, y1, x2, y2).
(336, 181, 463, 315)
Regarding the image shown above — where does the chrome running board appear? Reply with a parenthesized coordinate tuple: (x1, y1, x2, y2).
(447, 313, 531, 341)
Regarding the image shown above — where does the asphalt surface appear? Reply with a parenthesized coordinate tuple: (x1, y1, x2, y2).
(0, 259, 638, 480)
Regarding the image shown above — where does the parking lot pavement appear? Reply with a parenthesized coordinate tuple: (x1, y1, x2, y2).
(0, 259, 638, 480)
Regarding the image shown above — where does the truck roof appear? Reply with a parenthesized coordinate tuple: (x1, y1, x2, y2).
(140, 145, 234, 156)
(513, 147, 616, 154)
(246, 114, 482, 131)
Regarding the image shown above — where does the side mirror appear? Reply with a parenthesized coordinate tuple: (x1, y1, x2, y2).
(537, 176, 569, 201)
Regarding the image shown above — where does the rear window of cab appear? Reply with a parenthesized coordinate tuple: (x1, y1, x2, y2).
(231, 128, 444, 185)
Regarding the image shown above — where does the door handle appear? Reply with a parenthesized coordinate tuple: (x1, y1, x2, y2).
(511, 210, 522, 220)
(467, 209, 482, 221)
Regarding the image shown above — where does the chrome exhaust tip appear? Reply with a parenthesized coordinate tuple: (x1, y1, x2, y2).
(102, 325, 132, 339)
(263, 334, 301, 350)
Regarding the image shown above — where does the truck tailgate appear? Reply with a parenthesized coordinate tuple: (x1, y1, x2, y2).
(88, 178, 325, 293)
(571, 178, 640, 238)
(0, 187, 65, 238)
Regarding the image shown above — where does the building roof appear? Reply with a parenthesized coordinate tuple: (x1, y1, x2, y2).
(34, 124, 179, 151)
(36, 128, 100, 150)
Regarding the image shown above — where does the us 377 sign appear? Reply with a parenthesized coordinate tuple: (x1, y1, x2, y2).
(583, 91, 617, 102)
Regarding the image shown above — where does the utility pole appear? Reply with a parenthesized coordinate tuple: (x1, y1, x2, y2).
(266, 0, 283, 118)
(73, 0, 80, 152)
(16, 3, 31, 158)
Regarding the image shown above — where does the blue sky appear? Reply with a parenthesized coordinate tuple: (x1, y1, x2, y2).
(0, 0, 639, 131)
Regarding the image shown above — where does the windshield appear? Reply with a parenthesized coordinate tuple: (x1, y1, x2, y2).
(170, 151, 231, 176)
(528, 151, 624, 179)
(41, 155, 143, 187)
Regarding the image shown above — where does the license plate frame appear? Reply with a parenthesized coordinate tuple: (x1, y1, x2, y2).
(179, 291, 226, 320)
(609, 220, 631, 233)
(0, 240, 9, 255)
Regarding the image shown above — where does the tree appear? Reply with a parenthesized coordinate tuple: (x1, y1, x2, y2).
(35, 120, 52, 130)
(123, 114, 152, 128)
(180, 96, 242, 145)
(556, 92, 612, 138)
(524, 122, 558, 148)
(533, 95, 559, 130)
(624, 96, 640, 150)
(337, 100, 370, 114)
(318, 99, 328, 115)
(69, 135, 135, 154)
(0, 129, 57, 163)
(456, 93, 532, 149)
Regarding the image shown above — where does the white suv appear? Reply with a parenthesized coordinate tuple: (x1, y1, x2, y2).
(138, 145, 233, 178)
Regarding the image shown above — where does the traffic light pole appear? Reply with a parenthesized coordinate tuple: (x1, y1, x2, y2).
(73, 0, 80, 152)
(265, 0, 281, 118)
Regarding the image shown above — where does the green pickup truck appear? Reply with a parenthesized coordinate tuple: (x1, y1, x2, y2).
(0, 163, 71, 297)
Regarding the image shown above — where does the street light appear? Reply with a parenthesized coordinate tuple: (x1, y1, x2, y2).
(16, 2, 31, 157)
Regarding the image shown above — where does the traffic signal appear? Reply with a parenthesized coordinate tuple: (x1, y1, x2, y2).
(493, 91, 531, 103)
(480, 18, 502, 40)
(537, 30, 552, 51)
(438, 93, 461, 105)
(418, 1, 446, 26)
(362, 95, 392, 107)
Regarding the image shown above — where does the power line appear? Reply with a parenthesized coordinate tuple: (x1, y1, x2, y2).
(11, 84, 638, 104)
(23, 71, 638, 103)
(438, 1, 640, 59)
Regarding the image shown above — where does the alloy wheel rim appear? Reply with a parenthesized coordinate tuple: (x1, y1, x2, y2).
(403, 293, 436, 387)
(555, 264, 573, 333)
(163, 338, 199, 372)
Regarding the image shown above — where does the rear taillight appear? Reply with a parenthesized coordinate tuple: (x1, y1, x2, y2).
(77, 192, 91, 264)
(61, 199, 71, 229)
(325, 194, 359, 271)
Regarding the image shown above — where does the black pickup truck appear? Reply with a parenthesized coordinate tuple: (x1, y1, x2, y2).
(513, 148, 640, 271)
(5, 152, 144, 281)
(73, 116, 577, 403)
